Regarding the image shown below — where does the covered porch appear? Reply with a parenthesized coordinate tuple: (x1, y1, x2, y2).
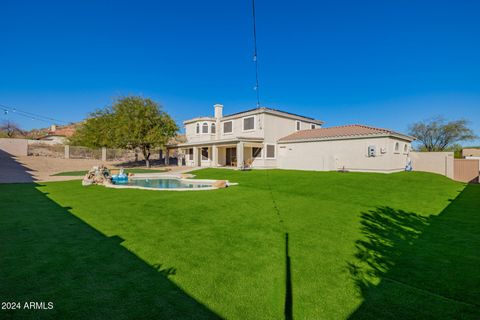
(175, 139, 266, 169)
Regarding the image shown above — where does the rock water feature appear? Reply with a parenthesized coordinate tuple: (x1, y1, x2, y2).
(81, 165, 110, 186)
(82, 166, 133, 186)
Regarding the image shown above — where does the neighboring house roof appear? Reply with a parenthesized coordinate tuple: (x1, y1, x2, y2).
(278, 124, 415, 143)
(168, 134, 187, 145)
(462, 148, 480, 157)
(37, 125, 76, 140)
(183, 107, 323, 125)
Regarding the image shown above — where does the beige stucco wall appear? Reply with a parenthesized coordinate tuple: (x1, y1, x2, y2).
(220, 114, 264, 139)
(462, 148, 480, 157)
(184, 111, 320, 147)
(277, 137, 411, 172)
(0, 138, 29, 156)
(182, 112, 321, 169)
(184, 121, 217, 143)
(263, 114, 317, 144)
(410, 151, 454, 179)
(255, 113, 321, 169)
(38, 135, 67, 144)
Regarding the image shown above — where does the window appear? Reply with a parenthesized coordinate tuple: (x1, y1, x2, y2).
(311, 124, 316, 129)
(243, 116, 255, 131)
(196, 123, 200, 134)
(404, 144, 408, 153)
(201, 147, 209, 160)
(188, 148, 193, 160)
(296, 121, 301, 131)
(211, 123, 216, 134)
(252, 147, 262, 159)
(394, 142, 399, 152)
(202, 122, 208, 134)
(223, 121, 233, 134)
(266, 144, 275, 159)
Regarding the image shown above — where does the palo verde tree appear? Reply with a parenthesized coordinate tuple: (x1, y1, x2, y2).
(408, 117, 477, 151)
(71, 96, 178, 167)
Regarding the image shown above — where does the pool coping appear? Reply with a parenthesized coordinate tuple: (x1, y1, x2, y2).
(103, 173, 238, 191)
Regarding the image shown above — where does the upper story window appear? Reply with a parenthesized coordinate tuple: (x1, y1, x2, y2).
(211, 123, 216, 134)
(243, 116, 255, 131)
(223, 121, 233, 134)
(296, 121, 301, 131)
(202, 122, 208, 134)
(196, 123, 200, 134)
(394, 142, 399, 152)
(311, 124, 316, 129)
(404, 144, 408, 153)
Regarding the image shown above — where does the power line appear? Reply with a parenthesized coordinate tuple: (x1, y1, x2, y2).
(0, 103, 71, 125)
(252, 0, 261, 107)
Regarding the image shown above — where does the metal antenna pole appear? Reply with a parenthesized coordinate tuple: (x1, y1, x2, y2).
(252, 0, 261, 107)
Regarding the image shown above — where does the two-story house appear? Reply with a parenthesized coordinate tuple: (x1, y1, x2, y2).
(170, 104, 415, 173)
(175, 104, 323, 168)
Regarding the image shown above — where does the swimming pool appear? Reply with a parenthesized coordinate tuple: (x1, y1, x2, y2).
(113, 178, 212, 189)
(105, 174, 236, 191)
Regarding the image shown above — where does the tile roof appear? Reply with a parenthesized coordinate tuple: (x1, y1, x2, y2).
(278, 124, 414, 142)
(39, 125, 76, 139)
(49, 126, 76, 137)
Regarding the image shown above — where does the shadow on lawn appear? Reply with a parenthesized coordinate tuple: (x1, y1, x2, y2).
(0, 149, 36, 183)
(348, 185, 480, 319)
(0, 182, 220, 319)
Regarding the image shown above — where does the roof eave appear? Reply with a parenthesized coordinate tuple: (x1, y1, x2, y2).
(183, 117, 216, 125)
(221, 108, 324, 124)
(278, 133, 415, 144)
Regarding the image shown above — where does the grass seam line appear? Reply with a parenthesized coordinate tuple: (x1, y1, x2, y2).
(383, 276, 479, 308)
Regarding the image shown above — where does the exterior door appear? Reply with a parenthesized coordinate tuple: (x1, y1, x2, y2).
(226, 147, 237, 166)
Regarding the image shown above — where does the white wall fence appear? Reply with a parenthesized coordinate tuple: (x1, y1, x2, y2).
(0, 138, 164, 162)
(410, 151, 454, 179)
(0, 138, 29, 156)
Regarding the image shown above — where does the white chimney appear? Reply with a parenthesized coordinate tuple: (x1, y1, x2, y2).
(50, 124, 56, 132)
(214, 104, 223, 119)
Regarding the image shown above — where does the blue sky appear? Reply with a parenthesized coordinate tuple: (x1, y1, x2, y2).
(1, 0, 479, 143)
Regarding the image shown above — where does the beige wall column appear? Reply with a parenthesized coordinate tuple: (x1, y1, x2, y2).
(64, 145, 70, 159)
(193, 147, 199, 167)
(165, 149, 170, 166)
(177, 149, 182, 166)
(237, 142, 244, 168)
(212, 145, 218, 167)
(101, 147, 107, 161)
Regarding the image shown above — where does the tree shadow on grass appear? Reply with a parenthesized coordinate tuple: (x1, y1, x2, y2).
(0, 182, 221, 319)
(348, 185, 480, 319)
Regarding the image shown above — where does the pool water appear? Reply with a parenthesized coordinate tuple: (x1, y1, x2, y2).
(114, 178, 212, 189)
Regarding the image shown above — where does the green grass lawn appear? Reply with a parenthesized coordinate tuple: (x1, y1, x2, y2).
(51, 168, 167, 176)
(1, 169, 479, 319)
